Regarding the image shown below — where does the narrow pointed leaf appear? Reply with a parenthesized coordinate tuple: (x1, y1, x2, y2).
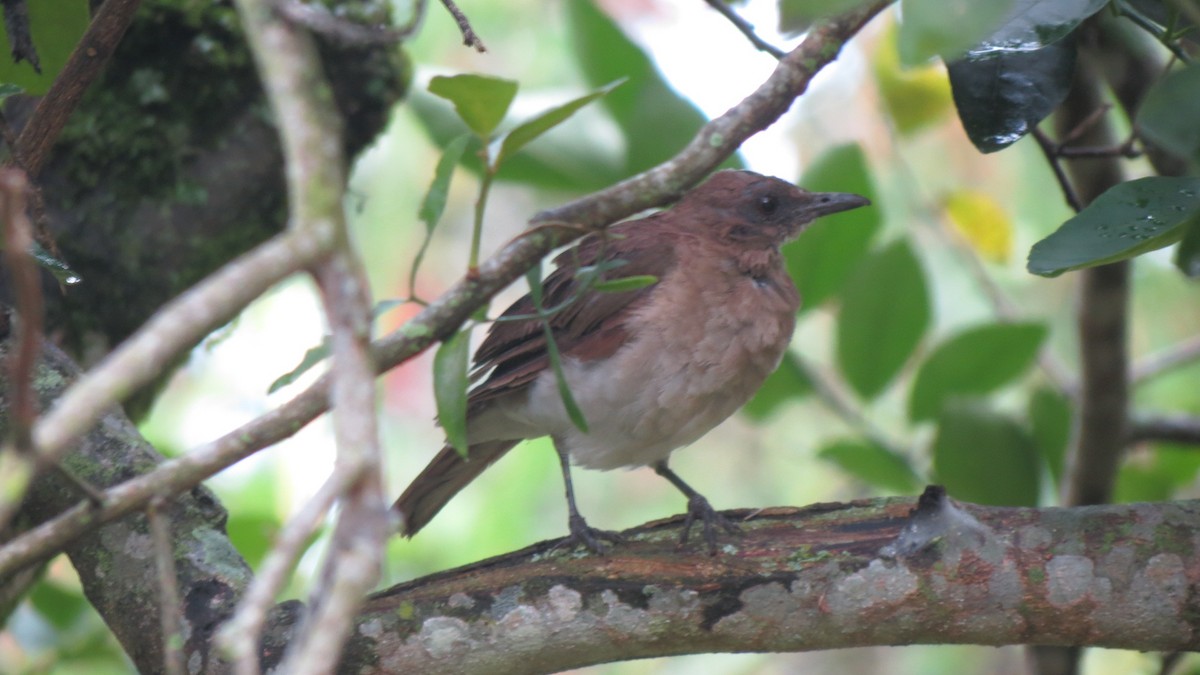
(908, 321, 1047, 422)
(592, 274, 657, 293)
(526, 266, 589, 432)
(419, 134, 470, 229)
(269, 337, 332, 394)
(428, 74, 518, 138)
(496, 79, 624, 167)
(1027, 176, 1200, 276)
(434, 329, 472, 457)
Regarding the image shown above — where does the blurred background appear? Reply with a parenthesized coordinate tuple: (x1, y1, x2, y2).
(5, 0, 1200, 672)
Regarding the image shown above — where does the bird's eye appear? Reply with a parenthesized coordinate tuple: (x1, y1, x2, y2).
(757, 194, 779, 215)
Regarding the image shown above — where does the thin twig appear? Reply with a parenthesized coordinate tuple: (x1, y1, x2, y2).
(0, 2, 890, 580)
(438, 0, 485, 52)
(148, 498, 186, 675)
(275, 0, 416, 46)
(1031, 127, 1083, 213)
(793, 355, 910, 461)
(0, 168, 39, 454)
(702, 0, 785, 59)
(223, 470, 352, 675)
(1132, 335, 1200, 384)
(12, 0, 142, 177)
(1128, 414, 1200, 445)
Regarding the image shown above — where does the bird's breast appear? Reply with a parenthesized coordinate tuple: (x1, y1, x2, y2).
(526, 257, 798, 470)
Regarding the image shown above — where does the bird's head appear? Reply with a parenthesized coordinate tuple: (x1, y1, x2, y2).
(679, 170, 870, 248)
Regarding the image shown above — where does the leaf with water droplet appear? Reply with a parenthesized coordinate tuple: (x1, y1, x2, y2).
(1028, 176, 1200, 276)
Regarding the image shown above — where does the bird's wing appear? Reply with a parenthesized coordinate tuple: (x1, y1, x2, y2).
(467, 222, 678, 410)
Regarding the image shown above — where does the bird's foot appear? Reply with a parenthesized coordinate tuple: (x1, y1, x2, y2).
(680, 494, 742, 555)
(557, 512, 623, 555)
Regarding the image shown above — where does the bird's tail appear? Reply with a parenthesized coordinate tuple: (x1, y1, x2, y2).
(393, 440, 519, 537)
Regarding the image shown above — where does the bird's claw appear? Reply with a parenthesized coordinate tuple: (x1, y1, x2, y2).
(679, 494, 741, 554)
(557, 513, 623, 555)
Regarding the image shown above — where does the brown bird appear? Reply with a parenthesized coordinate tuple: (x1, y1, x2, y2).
(394, 170, 869, 553)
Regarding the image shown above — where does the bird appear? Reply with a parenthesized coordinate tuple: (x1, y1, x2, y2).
(394, 169, 870, 553)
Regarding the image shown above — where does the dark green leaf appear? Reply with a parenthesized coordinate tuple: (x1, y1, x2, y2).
(933, 403, 1040, 506)
(592, 274, 658, 293)
(0, 1, 90, 94)
(744, 352, 814, 419)
(786, 143, 881, 312)
(1176, 218, 1200, 277)
(268, 337, 331, 394)
(428, 74, 518, 138)
(1027, 176, 1200, 276)
(29, 240, 80, 286)
(779, 0, 873, 33)
(1138, 64, 1200, 166)
(567, 0, 740, 173)
(968, 0, 1107, 53)
(947, 36, 1075, 153)
(434, 329, 472, 457)
(908, 321, 1047, 422)
(1028, 385, 1071, 484)
(0, 82, 22, 100)
(496, 79, 624, 167)
(818, 438, 922, 493)
(419, 134, 470, 230)
(898, 0, 1015, 65)
(836, 239, 931, 400)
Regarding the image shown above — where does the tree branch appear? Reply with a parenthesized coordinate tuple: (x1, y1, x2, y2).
(1129, 414, 1200, 446)
(344, 496, 1200, 673)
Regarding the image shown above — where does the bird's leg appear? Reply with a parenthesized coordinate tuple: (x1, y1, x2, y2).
(653, 460, 740, 553)
(554, 441, 622, 554)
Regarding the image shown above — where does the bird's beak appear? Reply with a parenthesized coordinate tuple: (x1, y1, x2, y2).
(803, 192, 871, 220)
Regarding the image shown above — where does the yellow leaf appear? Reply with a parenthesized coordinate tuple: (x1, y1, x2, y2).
(873, 19, 953, 135)
(943, 189, 1013, 264)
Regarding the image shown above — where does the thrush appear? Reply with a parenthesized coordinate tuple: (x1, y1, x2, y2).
(394, 169, 870, 553)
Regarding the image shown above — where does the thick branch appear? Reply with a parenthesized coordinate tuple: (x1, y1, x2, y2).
(347, 498, 1200, 673)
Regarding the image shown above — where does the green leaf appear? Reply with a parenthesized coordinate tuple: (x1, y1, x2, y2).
(496, 79, 624, 167)
(908, 321, 1047, 422)
(898, 0, 1015, 65)
(592, 274, 657, 293)
(434, 329, 472, 457)
(526, 266, 589, 432)
(1028, 386, 1071, 485)
(786, 143, 882, 312)
(818, 438, 922, 493)
(1027, 176, 1200, 277)
(1115, 444, 1200, 503)
(946, 36, 1075, 153)
(29, 240, 80, 286)
(969, 0, 1107, 53)
(837, 239, 931, 400)
(1176, 218, 1200, 278)
(566, 0, 739, 173)
(933, 403, 1040, 506)
(419, 134, 470, 229)
(428, 74, 518, 138)
(779, 0, 874, 33)
(0, 1, 90, 95)
(744, 352, 814, 419)
(268, 337, 331, 394)
(30, 580, 89, 630)
(1138, 64, 1200, 166)
(0, 82, 22, 100)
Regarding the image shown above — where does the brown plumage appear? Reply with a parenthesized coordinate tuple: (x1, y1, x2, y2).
(394, 170, 869, 552)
